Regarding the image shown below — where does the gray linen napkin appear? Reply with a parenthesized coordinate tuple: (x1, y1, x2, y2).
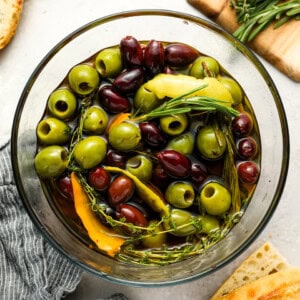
(0, 141, 129, 300)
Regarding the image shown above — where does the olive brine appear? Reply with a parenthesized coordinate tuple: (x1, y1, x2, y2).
(35, 36, 260, 265)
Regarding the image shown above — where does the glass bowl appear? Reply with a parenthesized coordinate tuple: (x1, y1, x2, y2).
(11, 10, 289, 287)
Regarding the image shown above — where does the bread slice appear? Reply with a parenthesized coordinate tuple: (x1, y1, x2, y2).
(0, 0, 24, 49)
(214, 267, 300, 299)
(210, 242, 289, 299)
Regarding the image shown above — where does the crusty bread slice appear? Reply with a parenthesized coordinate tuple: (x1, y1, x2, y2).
(210, 242, 289, 299)
(0, 0, 24, 49)
(214, 267, 300, 299)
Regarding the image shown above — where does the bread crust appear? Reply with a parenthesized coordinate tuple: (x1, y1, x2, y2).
(214, 267, 300, 299)
(0, 0, 24, 49)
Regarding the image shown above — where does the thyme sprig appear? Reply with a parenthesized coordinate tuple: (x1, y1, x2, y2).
(230, 0, 300, 42)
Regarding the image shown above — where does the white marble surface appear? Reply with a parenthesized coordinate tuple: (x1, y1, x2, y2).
(1, 0, 300, 299)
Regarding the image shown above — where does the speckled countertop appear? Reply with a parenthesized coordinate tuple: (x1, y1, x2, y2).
(1, 1, 300, 299)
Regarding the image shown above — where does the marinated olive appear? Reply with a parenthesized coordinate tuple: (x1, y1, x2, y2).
(151, 164, 171, 190)
(98, 85, 131, 114)
(120, 35, 143, 67)
(164, 209, 197, 236)
(199, 215, 220, 234)
(166, 132, 194, 155)
(108, 122, 141, 151)
(142, 220, 166, 248)
(68, 64, 100, 95)
(48, 88, 77, 120)
(83, 106, 108, 134)
(219, 76, 243, 105)
(126, 155, 153, 182)
(105, 149, 127, 168)
(37, 117, 71, 145)
(73, 136, 107, 169)
(160, 113, 188, 136)
(196, 125, 226, 160)
(189, 56, 220, 78)
(157, 149, 191, 178)
(113, 67, 144, 94)
(236, 136, 258, 159)
(144, 39, 165, 76)
(198, 178, 231, 215)
(133, 84, 161, 113)
(191, 162, 208, 188)
(139, 121, 167, 149)
(88, 166, 111, 191)
(231, 112, 253, 137)
(108, 175, 135, 206)
(95, 48, 123, 78)
(165, 43, 199, 67)
(34, 145, 68, 178)
(165, 181, 195, 208)
(237, 161, 260, 184)
(116, 203, 148, 228)
(56, 174, 74, 199)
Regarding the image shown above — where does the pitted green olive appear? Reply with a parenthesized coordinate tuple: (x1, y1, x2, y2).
(133, 84, 161, 113)
(73, 136, 107, 169)
(83, 106, 108, 134)
(160, 113, 188, 136)
(219, 76, 243, 105)
(48, 89, 77, 120)
(68, 64, 100, 95)
(199, 215, 220, 234)
(164, 209, 197, 236)
(198, 180, 231, 215)
(166, 132, 195, 155)
(108, 122, 141, 151)
(37, 117, 71, 145)
(165, 181, 195, 208)
(95, 48, 123, 78)
(34, 145, 68, 178)
(126, 155, 153, 182)
(189, 56, 220, 78)
(196, 125, 226, 160)
(142, 220, 166, 248)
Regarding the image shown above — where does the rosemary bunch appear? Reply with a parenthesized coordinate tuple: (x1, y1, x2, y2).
(230, 0, 300, 42)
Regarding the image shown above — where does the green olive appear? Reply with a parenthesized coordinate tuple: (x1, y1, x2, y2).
(73, 136, 107, 169)
(159, 114, 188, 136)
(133, 84, 161, 113)
(108, 122, 141, 151)
(165, 181, 195, 208)
(218, 76, 243, 105)
(48, 88, 77, 120)
(199, 215, 220, 234)
(83, 106, 108, 134)
(37, 117, 71, 145)
(164, 209, 197, 236)
(95, 48, 123, 78)
(198, 181, 231, 215)
(68, 64, 100, 95)
(126, 155, 153, 182)
(34, 145, 68, 178)
(189, 56, 220, 79)
(142, 220, 166, 248)
(196, 125, 226, 160)
(166, 132, 195, 155)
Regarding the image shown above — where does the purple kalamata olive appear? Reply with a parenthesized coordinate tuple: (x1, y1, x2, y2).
(236, 137, 258, 159)
(165, 43, 199, 67)
(236, 161, 260, 185)
(56, 175, 73, 199)
(144, 39, 165, 76)
(157, 150, 191, 178)
(105, 149, 127, 169)
(108, 175, 135, 207)
(113, 67, 144, 94)
(116, 203, 148, 228)
(152, 164, 172, 190)
(120, 36, 143, 67)
(139, 121, 167, 149)
(98, 85, 131, 114)
(231, 112, 253, 138)
(88, 166, 111, 191)
(191, 162, 208, 188)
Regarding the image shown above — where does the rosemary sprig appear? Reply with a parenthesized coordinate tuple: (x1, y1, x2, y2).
(230, 0, 300, 42)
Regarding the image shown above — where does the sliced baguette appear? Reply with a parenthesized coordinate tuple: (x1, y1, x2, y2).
(0, 0, 24, 49)
(211, 242, 289, 299)
(214, 267, 300, 299)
